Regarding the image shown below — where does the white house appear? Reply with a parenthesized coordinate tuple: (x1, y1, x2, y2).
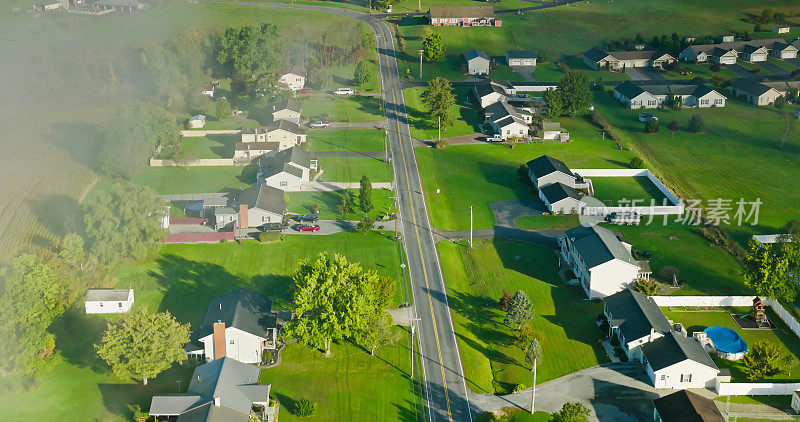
(241, 126, 268, 143)
(464, 49, 490, 76)
(278, 65, 307, 91)
(258, 146, 317, 190)
(559, 225, 642, 298)
(235, 184, 286, 228)
(679, 38, 790, 63)
(525, 155, 576, 189)
(149, 358, 276, 422)
(791, 390, 800, 414)
(641, 331, 720, 389)
(604, 289, 671, 362)
(483, 101, 529, 140)
(506, 50, 537, 66)
(582, 47, 674, 71)
(653, 390, 725, 422)
(267, 120, 307, 150)
(85, 289, 134, 314)
(187, 115, 206, 129)
(474, 80, 508, 108)
(771, 42, 799, 60)
(614, 82, 726, 109)
(186, 288, 279, 364)
(731, 79, 784, 106)
(741, 44, 768, 63)
(272, 99, 302, 124)
(540, 121, 569, 141)
(539, 182, 583, 214)
(234, 142, 278, 159)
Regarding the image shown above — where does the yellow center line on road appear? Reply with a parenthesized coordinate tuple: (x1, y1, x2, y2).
(390, 88, 453, 422)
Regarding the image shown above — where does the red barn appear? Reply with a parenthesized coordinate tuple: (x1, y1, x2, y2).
(429, 6, 501, 27)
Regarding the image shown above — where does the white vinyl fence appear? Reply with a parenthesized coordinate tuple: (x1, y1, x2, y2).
(180, 129, 241, 137)
(570, 168, 684, 216)
(150, 158, 236, 167)
(651, 295, 800, 396)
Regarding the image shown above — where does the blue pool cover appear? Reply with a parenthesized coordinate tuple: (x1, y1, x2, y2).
(704, 326, 748, 354)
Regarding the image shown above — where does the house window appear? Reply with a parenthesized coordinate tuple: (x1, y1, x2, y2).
(229, 340, 235, 345)
(680, 374, 692, 383)
(701, 99, 709, 105)
(660, 375, 666, 380)
(647, 100, 655, 106)
(280, 181, 288, 187)
(99, 302, 103, 307)
(715, 99, 723, 105)
(118, 302, 123, 307)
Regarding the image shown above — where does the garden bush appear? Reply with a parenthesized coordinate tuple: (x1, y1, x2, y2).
(295, 398, 317, 417)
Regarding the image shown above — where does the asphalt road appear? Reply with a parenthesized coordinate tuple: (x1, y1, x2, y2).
(200, 1, 472, 420)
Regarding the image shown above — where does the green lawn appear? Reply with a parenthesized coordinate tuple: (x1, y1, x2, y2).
(514, 215, 579, 230)
(404, 86, 482, 141)
(661, 62, 738, 81)
(195, 115, 260, 131)
(534, 58, 632, 83)
(590, 176, 668, 206)
(593, 91, 800, 232)
(307, 128, 385, 151)
(287, 188, 394, 220)
(318, 157, 393, 182)
(177, 135, 238, 159)
(415, 117, 635, 231)
(438, 240, 607, 394)
(715, 395, 792, 406)
(132, 166, 255, 194)
(766, 57, 799, 73)
(298, 95, 383, 123)
(661, 308, 800, 382)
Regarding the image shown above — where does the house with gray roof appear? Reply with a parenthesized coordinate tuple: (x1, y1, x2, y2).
(235, 185, 286, 228)
(613, 82, 726, 109)
(266, 120, 307, 150)
(149, 357, 276, 421)
(185, 288, 279, 364)
(653, 390, 725, 422)
(272, 99, 302, 124)
(92, 0, 143, 12)
(538, 182, 583, 214)
(278, 65, 307, 91)
(85, 288, 134, 314)
(641, 331, 719, 389)
(506, 50, 537, 67)
(582, 47, 675, 71)
(474, 79, 509, 108)
(679, 38, 794, 63)
(257, 146, 317, 190)
(741, 44, 769, 62)
(559, 225, 643, 298)
(730, 79, 784, 106)
(464, 49, 490, 76)
(603, 289, 671, 361)
(525, 155, 576, 190)
(771, 42, 799, 60)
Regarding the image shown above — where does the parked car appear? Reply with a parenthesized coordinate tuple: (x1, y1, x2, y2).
(334, 88, 354, 95)
(260, 222, 287, 232)
(295, 214, 319, 222)
(638, 112, 657, 123)
(486, 134, 503, 142)
(294, 224, 321, 232)
(309, 119, 330, 128)
(296, 88, 312, 94)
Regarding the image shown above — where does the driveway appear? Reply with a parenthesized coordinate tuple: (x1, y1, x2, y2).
(284, 219, 397, 235)
(624, 68, 650, 81)
(510, 65, 537, 82)
(637, 68, 665, 80)
(317, 121, 385, 129)
(758, 60, 790, 76)
(786, 58, 800, 69)
(727, 64, 764, 81)
(490, 200, 546, 227)
(313, 151, 385, 158)
(470, 363, 660, 421)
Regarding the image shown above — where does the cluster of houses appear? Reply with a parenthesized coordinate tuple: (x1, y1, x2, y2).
(234, 100, 306, 159)
(679, 38, 798, 64)
(473, 80, 568, 141)
(613, 82, 727, 109)
(730, 79, 800, 106)
(464, 48, 537, 77)
(525, 155, 590, 214)
(33, 0, 143, 13)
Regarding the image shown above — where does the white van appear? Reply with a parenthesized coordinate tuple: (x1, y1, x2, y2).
(334, 88, 354, 95)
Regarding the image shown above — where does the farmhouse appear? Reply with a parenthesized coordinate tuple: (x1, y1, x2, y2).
(506, 50, 537, 67)
(185, 288, 279, 364)
(539, 182, 583, 214)
(278, 65, 307, 91)
(257, 146, 316, 190)
(85, 288, 134, 314)
(525, 155, 576, 189)
(464, 49, 490, 76)
(429, 6, 500, 27)
(149, 358, 276, 422)
(559, 225, 641, 298)
(613, 82, 726, 109)
(483, 101, 529, 140)
(582, 47, 675, 71)
(730, 79, 784, 106)
(272, 99, 302, 124)
(474, 79, 508, 108)
(653, 390, 725, 422)
(679, 38, 793, 63)
(236, 184, 286, 228)
(266, 120, 307, 149)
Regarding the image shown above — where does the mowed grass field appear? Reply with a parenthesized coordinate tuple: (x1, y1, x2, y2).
(438, 240, 607, 394)
(307, 128, 385, 151)
(661, 308, 800, 382)
(177, 135, 238, 159)
(318, 157, 393, 182)
(299, 95, 384, 123)
(132, 166, 256, 194)
(415, 117, 635, 231)
(590, 176, 668, 206)
(0, 233, 416, 421)
(287, 188, 394, 220)
(404, 87, 482, 141)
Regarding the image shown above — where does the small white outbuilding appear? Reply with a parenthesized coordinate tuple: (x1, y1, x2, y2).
(187, 114, 206, 129)
(85, 289, 134, 314)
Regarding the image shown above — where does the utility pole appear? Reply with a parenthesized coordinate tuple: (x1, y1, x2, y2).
(469, 205, 473, 248)
(384, 129, 389, 163)
(418, 49, 424, 79)
(409, 316, 421, 379)
(438, 116, 441, 143)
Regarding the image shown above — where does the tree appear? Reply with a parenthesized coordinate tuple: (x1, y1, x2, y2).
(171, 145, 192, 170)
(359, 175, 374, 214)
(742, 239, 796, 302)
(630, 156, 644, 168)
(337, 190, 354, 215)
(308, 67, 333, 91)
(353, 60, 374, 92)
(633, 278, 659, 295)
(688, 114, 705, 133)
(525, 339, 543, 414)
(0, 253, 80, 376)
(498, 290, 513, 311)
(779, 111, 796, 148)
(667, 120, 681, 137)
(97, 103, 178, 179)
(774, 95, 787, 111)
(83, 182, 166, 264)
(505, 290, 535, 329)
(742, 341, 794, 381)
(710, 62, 722, 72)
(95, 311, 190, 385)
(422, 29, 446, 63)
(421, 77, 456, 130)
(711, 75, 729, 87)
(544, 89, 564, 119)
(513, 325, 538, 349)
(552, 402, 591, 422)
(287, 253, 383, 356)
(359, 312, 399, 355)
(557, 71, 592, 116)
(215, 23, 282, 76)
(644, 118, 659, 133)
(215, 98, 231, 121)
(356, 214, 373, 235)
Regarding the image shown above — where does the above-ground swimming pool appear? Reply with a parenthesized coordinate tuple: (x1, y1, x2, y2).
(704, 326, 748, 360)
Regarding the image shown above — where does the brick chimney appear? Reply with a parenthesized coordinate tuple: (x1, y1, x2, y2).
(213, 322, 226, 360)
(238, 204, 248, 229)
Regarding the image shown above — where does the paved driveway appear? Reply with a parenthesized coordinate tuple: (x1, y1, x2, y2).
(637, 68, 665, 80)
(510, 65, 537, 82)
(758, 60, 790, 76)
(727, 64, 763, 80)
(490, 200, 546, 227)
(786, 58, 800, 69)
(624, 68, 649, 81)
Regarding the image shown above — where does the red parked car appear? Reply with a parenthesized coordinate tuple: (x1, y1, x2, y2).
(296, 88, 312, 94)
(294, 224, 321, 232)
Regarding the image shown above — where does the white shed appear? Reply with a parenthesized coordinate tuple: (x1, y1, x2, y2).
(85, 289, 134, 314)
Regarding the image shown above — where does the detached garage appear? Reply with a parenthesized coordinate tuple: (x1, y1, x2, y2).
(506, 50, 537, 67)
(85, 289, 134, 314)
(539, 182, 583, 214)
